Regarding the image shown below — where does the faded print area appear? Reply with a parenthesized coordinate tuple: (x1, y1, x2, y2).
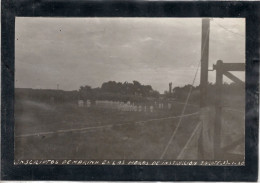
(15, 18, 245, 163)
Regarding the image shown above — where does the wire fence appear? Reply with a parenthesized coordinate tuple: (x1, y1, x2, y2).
(15, 111, 200, 138)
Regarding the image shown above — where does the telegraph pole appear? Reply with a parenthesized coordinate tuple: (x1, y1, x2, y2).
(200, 18, 210, 107)
(198, 18, 211, 159)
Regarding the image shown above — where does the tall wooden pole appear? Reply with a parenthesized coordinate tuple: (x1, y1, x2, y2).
(198, 18, 210, 159)
(200, 18, 210, 107)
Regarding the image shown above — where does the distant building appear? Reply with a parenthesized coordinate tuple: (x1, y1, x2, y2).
(15, 88, 78, 104)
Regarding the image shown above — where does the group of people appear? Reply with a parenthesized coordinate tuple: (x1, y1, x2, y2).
(78, 100, 172, 112)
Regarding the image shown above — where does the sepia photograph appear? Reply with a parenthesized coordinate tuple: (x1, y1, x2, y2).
(14, 17, 245, 164)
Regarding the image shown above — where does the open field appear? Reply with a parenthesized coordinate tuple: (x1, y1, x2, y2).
(15, 99, 200, 160)
(14, 98, 244, 160)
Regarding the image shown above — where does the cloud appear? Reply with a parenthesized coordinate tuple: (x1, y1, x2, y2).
(15, 18, 245, 93)
(140, 37, 153, 42)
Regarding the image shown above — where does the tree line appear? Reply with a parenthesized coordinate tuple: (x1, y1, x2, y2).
(79, 81, 160, 102)
(166, 82, 244, 107)
(16, 81, 244, 107)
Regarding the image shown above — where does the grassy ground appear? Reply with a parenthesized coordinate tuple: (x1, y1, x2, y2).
(15, 99, 200, 160)
(14, 98, 244, 161)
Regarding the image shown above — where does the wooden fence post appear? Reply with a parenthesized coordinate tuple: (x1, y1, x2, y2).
(214, 60, 223, 159)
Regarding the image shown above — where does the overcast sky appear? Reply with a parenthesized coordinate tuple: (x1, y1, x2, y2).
(15, 17, 245, 93)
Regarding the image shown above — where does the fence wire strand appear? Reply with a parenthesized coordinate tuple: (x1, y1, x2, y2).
(15, 111, 199, 138)
(159, 26, 210, 159)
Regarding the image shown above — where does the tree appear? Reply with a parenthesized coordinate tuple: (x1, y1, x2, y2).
(79, 85, 93, 100)
(98, 80, 160, 100)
